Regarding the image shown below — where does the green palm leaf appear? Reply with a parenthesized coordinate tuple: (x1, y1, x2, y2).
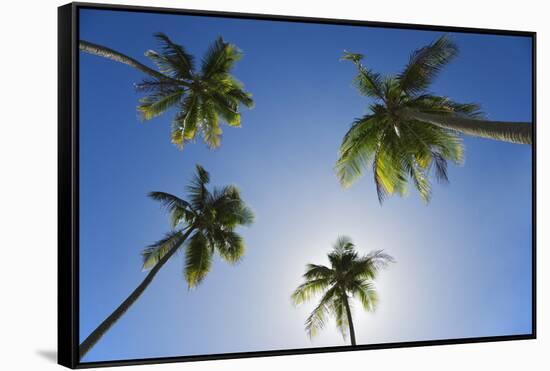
(291, 276, 332, 304)
(148, 191, 195, 228)
(302, 264, 334, 281)
(208, 185, 255, 227)
(398, 35, 458, 94)
(184, 232, 213, 288)
(148, 191, 192, 212)
(138, 89, 183, 120)
(336, 115, 384, 187)
(304, 286, 337, 338)
(141, 231, 187, 271)
(201, 37, 242, 79)
(151, 32, 195, 79)
(200, 100, 222, 148)
(332, 295, 350, 339)
(352, 280, 378, 311)
(341, 51, 384, 99)
(171, 93, 200, 149)
(214, 230, 245, 264)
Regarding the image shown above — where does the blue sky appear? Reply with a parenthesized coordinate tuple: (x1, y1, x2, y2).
(78, 8, 533, 363)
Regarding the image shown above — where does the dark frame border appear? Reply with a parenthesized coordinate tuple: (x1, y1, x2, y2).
(58, 2, 537, 369)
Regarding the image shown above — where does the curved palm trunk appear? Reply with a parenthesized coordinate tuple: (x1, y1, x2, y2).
(79, 40, 181, 84)
(404, 109, 532, 145)
(342, 294, 357, 346)
(79, 227, 195, 359)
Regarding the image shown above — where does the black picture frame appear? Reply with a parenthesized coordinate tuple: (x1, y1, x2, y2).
(58, 2, 537, 369)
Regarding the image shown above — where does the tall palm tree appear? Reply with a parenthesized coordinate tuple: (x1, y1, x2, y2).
(79, 165, 254, 359)
(80, 33, 254, 149)
(336, 35, 532, 203)
(291, 236, 394, 346)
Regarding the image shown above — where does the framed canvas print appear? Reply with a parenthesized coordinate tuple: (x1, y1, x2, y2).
(58, 2, 536, 368)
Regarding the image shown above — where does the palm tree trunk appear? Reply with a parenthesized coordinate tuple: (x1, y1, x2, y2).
(404, 109, 532, 145)
(79, 40, 182, 84)
(79, 227, 195, 359)
(342, 294, 357, 346)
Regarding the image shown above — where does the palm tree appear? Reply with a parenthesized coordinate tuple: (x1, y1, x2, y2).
(79, 165, 254, 359)
(336, 35, 532, 203)
(291, 236, 394, 346)
(80, 33, 254, 149)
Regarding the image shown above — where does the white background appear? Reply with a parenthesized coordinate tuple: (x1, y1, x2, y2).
(0, 0, 547, 369)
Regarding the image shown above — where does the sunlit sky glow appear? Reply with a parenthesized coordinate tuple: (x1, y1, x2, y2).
(79, 8, 532, 363)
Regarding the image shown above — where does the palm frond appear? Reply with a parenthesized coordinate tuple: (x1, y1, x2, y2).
(141, 231, 186, 271)
(134, 78, 178, 93)
(305, 286, 337, 338)
(398, 35, 458, 95)
(200, 100, 222, 148)
(151, 32, 195, 79)
(226, 86, 254, 108)
(214, 230, 246, 264)
(209, 90, 242, 127)
(331, 294, 349, 339)
(340, 51, 364, 64)
(342, 51, 384, 99)
(448, 102, 484, 118)
(148, 191, 191, 211)
(186, 165, 211, 211)
(366, 250, 396, 269)
(431, 151, 449, 183)
(148, 191, 194, 228)
(303, 264, 334, 281)
(352, 280, 378, 311)
(168, 207, 186, 229)
(406, 94, 484, 118)
(172, 93, 200, 149)
(345, 250, 395, 282)
(372, 138, 408, 203)
(412, 120, 464, 165)
(231, 202, 255, 226)
(336, 115, 384, 187)
(144, 50, 179, 78)
(291, 278, 333, 305)
(404, 157, 432, 203)
(208, 185, 255, 227)
(184, 232, 213, 288)
(138, 89, 183, 120)
(194, 163, 211, 184)
(201, 37, 242, 79)
(333, 236, 355, 253)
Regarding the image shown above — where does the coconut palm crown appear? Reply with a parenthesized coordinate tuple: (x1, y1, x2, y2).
(144, 164, 255, 287)
(79, 165, 254, 359)
(80, 33, 254, 149)
(336, 35, 532, 204)
(291, 236, 394, 345)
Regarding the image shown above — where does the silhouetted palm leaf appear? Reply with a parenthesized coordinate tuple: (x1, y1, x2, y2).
(292, 236, 393, 344)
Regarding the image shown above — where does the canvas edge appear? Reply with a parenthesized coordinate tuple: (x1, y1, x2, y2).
(58, 3, 79, 369)
(72, 1, 536, 35)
